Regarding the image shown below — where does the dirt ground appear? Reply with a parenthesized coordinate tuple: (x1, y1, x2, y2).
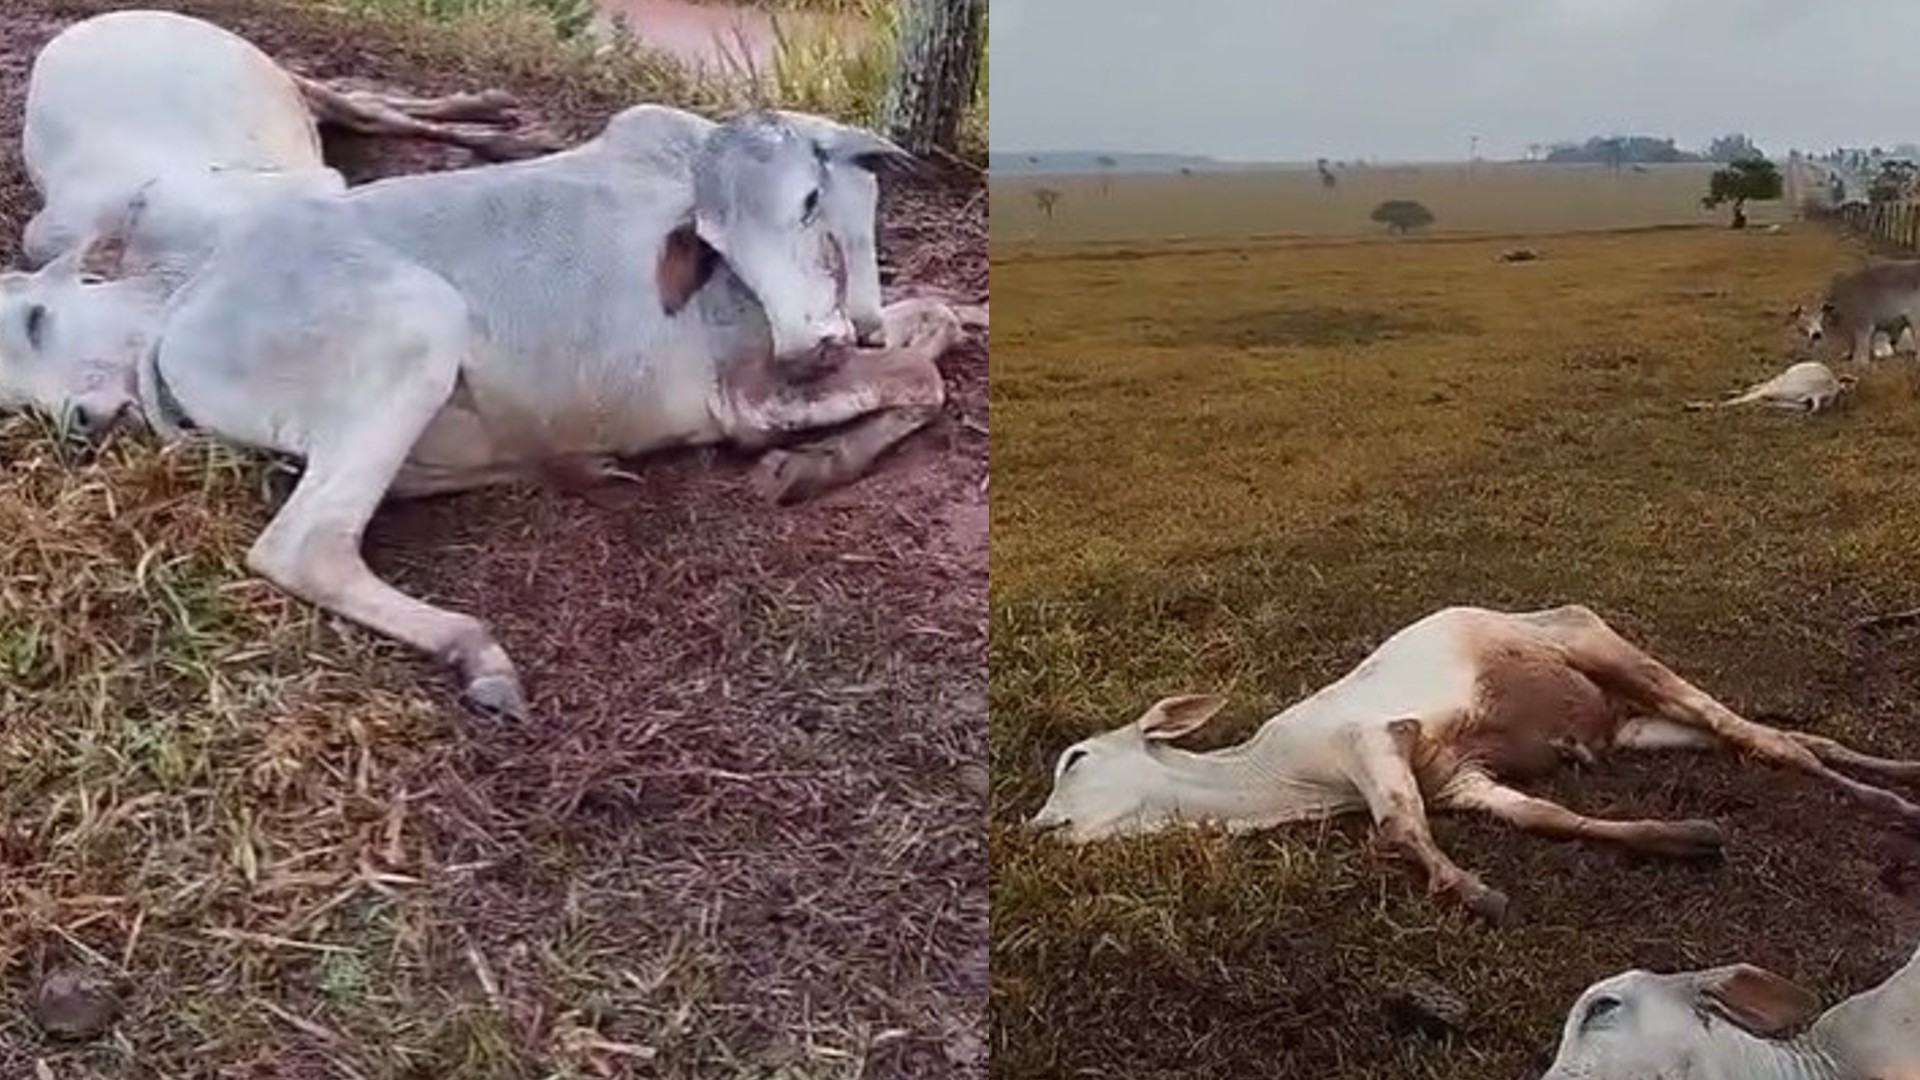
(0, 1, 984, 1077)
(990, 223, 1920, 1079)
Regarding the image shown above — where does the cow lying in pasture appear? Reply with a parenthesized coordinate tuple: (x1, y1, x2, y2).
(1026, 605, 1920, 923)
(1539, 938, 1920, 1080)
(1683, 360, 1857, 414)
(18, 9, 558, 277)
(0, 13, 985, 720)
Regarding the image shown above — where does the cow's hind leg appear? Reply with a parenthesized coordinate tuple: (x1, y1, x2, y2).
(1786, 732, 1920, 784)
(1343, 719, 1509, 923)
(731, 299, 963, 503)
(1547, 606, 1920, 831)
(1442, 771, 1724, 858)
(292, 75, 561, 162)
(1617, 711, 1920, 786)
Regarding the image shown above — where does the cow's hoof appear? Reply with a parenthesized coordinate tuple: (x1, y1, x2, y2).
(464, 673, 528, 721)
(1659, 819, 1727, 859)
(1894, 808, 1920, 841)
(1463, 885, 1511, 925)
(752, 448, 836, 505)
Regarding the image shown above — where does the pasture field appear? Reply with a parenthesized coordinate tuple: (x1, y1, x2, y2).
(989, 221, 1920, 1078)
(0, 1, 986, 1077)
(990, 161, 1797, 245)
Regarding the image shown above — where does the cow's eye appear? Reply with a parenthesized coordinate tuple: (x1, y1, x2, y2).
(1580, 995, 1624, 1030)
(23, 304, 48, 351)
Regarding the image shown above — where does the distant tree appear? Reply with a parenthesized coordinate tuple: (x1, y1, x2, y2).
(1180, 166, 1194, 178)
(1704, 133, 1764, 163)
(1869, 160, 1918, 204)
(1370, 199, 1435, 234)
(1033, 187, 1061, 219)
(1316, 157, 1337, 189)
(1541, 134, 1692, 166)
(1525, 142, 1544, 162)
(1701, 157, 1782, 228)
(1092, 154, 1118, 196)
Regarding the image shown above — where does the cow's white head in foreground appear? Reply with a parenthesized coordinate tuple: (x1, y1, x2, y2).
(1540, 965, 1821, 1080)
(1027, 694, 1233, 840)
(0, 233, 167, 435)
(1540, 941, 1920, 1080)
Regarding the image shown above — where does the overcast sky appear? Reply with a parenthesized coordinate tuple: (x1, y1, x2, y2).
(990, 0, 1920, 162)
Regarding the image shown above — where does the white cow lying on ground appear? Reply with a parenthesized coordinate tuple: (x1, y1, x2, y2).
(19, 9, 555, 275)
(1, 9, 951, 433)
(1684, 360, 1857, 414)
(1539, 939, 1920, 1080)
(1027, 605, 1920, 922)
(2, 101, 978, 720)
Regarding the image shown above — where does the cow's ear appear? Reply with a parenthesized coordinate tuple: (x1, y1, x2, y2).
(1686, 965, 1819, 1037)
(656, 220, 719, 315)
(784, 112, 916, 174)
(1135, 695, 1229, 742)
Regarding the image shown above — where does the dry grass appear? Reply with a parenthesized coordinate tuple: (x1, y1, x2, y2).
(990, 162, 1799, 245)
(336, 0, 987, 157)
(989, 221, 1920, 1078)
(0, 1, 987, 1077)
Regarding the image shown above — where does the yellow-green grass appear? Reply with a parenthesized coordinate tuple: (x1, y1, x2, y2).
(991, 162, 1798, 245)
(989, 221, 1920, 1079)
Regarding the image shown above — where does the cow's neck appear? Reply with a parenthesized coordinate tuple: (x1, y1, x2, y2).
(1149, 703, 1364, 829)
(1691, 1031, 1844, 1080)
(1804, 943, 1920, 1078)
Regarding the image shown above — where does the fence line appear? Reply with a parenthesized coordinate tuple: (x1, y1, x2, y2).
(1824, 200, 1920, 251)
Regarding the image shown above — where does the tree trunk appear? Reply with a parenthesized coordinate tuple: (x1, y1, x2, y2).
(881, 0, 985, 156)
(1731, 200, 1748, 229)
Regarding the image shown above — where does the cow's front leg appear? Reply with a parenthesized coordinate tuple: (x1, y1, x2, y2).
(1343, 719, 1510, 923)
(1850, 326, 1876, 366)
(719, 300, 965, 503)
(235, 317, 527, 719)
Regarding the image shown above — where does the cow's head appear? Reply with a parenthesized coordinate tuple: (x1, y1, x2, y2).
(0, 223, 167, 438)
(1538, 964, 1821, 1080)
(1788, 301, 1834, 342)
(659, 111, 910, 367)
(1026, 694, 1231, 841)
(773, 112, 914, 345)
